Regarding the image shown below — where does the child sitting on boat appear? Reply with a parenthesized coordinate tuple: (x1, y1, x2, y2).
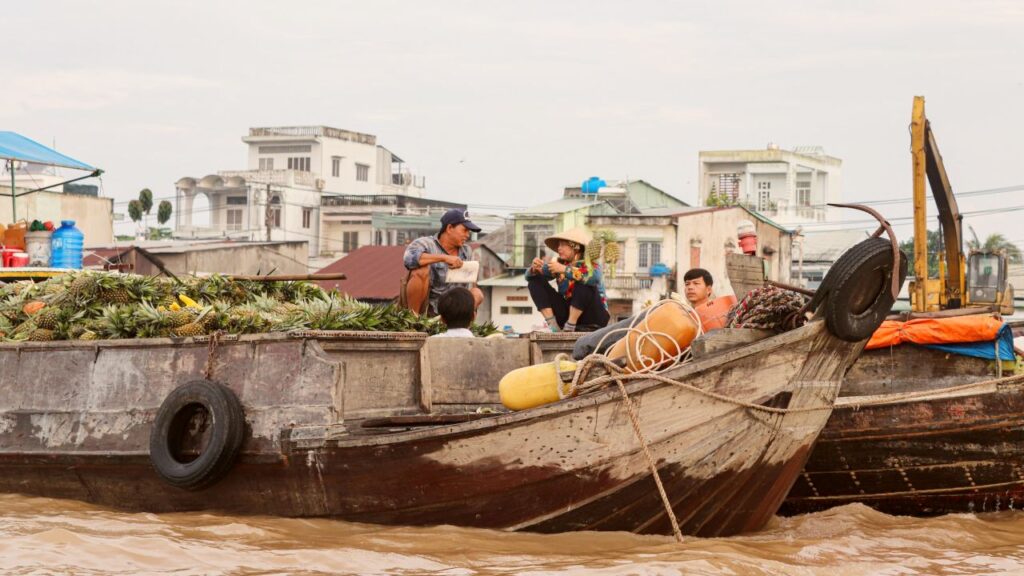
(431, 287, 476, 338)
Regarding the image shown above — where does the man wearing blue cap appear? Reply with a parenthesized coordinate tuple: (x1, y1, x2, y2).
(402, 208, 484, 316)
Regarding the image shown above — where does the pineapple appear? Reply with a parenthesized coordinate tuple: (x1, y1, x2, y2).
(34, 307, 60, 330)
(603, 241, 621, 269)
(28, 328, 55, 342)
(68, 272, 99, 299)
(585, 238, 603, 266)
(166, 309, 196, 327)
(172, 322, 206, 338)
(79, 330, 100, 341)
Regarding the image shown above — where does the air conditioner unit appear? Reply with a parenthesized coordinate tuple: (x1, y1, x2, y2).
(315, 178, 325, 191)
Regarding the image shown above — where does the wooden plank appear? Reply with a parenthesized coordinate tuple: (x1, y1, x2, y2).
(691, 328, 775, 358)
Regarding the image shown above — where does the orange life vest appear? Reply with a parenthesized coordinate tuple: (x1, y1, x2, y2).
(695, 295, 737, 332)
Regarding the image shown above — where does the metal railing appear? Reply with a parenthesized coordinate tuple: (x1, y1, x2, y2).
(604, 275, 654, 291)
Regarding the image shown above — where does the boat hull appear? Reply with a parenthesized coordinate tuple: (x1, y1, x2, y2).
(782, 345, 1024, 516)
(0, 323, 860, 536)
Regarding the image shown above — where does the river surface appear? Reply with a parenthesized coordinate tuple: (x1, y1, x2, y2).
(3, 494, 1023, 575)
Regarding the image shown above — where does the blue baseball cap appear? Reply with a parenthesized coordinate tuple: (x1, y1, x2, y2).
(440, 209, 481, 232)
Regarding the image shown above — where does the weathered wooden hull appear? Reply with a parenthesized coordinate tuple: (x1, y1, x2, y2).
(782, 345, 1024, 517)
(0, 323, 860, 537)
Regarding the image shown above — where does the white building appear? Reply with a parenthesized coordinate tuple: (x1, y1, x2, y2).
(699, 145, 842, 226)
(174, 126, 428, 259)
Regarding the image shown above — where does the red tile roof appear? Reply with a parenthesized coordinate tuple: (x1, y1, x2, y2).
(316, 245, 408, 301)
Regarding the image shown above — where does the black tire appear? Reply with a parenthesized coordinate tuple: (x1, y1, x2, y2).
(823, 237, 908, 342)
(149, 380, 246, 491)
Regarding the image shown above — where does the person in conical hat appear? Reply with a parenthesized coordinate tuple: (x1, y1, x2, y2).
(526, 227, 610, 332)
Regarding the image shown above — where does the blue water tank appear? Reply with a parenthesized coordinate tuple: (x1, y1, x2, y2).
(649, 262, 671, 277)
(581, 176, 606, 195)
(50, 220, 84, 269)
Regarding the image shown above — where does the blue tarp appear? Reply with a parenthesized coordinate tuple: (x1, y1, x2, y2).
(925, 323, 1017, 361)
(0, 131, 95, 171)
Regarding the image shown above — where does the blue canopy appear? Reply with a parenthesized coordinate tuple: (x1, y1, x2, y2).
(0, 131, 96, 171)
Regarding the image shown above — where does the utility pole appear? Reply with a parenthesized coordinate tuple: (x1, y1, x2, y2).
(264, 183, 272, 242)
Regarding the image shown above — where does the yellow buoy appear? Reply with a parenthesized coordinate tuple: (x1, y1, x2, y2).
(499, 359, 577, 411)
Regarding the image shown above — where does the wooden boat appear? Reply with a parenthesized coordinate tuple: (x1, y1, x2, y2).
(0, 316, 862, 537)
(781, 340, 1024, 517)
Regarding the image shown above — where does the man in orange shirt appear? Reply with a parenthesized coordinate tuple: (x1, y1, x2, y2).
(683, 268, 736, 331)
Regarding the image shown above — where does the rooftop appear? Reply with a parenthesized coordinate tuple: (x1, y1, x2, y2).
(315, 245, 408, 301)
(244, 126, 377, 146)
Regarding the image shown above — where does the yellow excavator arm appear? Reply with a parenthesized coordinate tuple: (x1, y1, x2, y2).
(910, 96, 1011, 313)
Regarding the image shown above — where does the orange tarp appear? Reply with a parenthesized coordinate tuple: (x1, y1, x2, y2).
(865, 314, 1003, 350)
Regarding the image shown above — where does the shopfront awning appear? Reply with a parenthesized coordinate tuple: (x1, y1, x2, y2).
(0, 131, 96, 171)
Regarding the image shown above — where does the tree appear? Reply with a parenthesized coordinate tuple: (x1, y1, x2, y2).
(137, 188, 154, 234)
(139, 188, 153, 215)
(898, 229, 944, 278)
(127, 200, 143, 223)
(157, 200, 173, 225)
(967, 226, 1022, 264)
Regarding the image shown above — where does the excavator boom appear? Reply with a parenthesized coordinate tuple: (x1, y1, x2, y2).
(911, 96, 965, 311)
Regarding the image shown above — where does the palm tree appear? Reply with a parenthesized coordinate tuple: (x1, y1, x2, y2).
(967, 226, 1022, 264)
(898, 229, 944, 278)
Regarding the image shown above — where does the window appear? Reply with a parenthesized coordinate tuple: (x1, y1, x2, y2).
(500, 306, 535, 315)
(343, 231, 359, 252)
(332, 157, 341, 177)
(717, 173, 740, 201)
(758, 189, 772, 211)
(268, 196, 281, 229)
(226, 209, 243, 231)
(258, 157, 274, 170)
(638, 241, 662, 271)
(796, 181, 811, 207)
(522, 224, 555, 266)
(356, 163, 370, 182)
(302, 208, 312, 229)
(226, 196, 247, 206)
(757, 181, 771, 190)
(507, 295, 529, 302)
(287, 157, 311, 172)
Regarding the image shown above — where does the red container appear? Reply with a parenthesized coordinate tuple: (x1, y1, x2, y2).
(738, 232, 758, 255)
(0, 248, 20, 267)
(9, 252, 29, 267)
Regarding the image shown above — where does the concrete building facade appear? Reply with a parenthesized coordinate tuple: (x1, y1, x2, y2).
(699, 145, 842, 226)
(174, 126, 431, 262)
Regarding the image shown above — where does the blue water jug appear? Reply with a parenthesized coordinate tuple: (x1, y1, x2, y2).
(50, 220, 84, 269)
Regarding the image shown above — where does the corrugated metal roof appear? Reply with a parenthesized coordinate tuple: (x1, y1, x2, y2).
(478, 273, 529, 287)
(513, 198, 605, 216)
(315, 245, 408, 300)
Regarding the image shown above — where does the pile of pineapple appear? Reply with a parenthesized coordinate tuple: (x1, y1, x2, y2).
(0, 272, 498, 342)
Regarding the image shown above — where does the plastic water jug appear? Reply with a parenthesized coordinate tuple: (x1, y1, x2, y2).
(50, 220, 84, 269)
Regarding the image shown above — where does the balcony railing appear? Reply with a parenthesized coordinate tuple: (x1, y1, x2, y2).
(217, 169, 317, 188)
(604, 275, 654, 292)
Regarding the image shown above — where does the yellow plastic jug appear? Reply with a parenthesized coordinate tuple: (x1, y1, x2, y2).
(499, 359, 577, 411)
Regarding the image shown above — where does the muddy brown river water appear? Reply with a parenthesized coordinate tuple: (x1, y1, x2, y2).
(2, 494, 1023, 575)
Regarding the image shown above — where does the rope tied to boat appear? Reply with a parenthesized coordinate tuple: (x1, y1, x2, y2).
(204, 330, 224, 380)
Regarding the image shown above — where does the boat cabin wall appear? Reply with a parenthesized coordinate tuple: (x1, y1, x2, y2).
(0, 332, 582, 455)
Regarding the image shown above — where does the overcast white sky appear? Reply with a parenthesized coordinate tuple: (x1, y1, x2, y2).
(2, 1, 1022, 242)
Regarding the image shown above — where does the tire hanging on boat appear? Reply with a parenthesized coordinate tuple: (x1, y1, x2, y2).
(821, 237, 908, 342)
(149, 379, 246, 490)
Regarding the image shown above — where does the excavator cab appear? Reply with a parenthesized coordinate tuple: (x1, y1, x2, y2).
(965, 251, 1014, 313)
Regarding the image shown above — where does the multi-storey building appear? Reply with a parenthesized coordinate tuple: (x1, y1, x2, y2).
(699, 145, 842, 226)
(174, 126, 435, 260)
